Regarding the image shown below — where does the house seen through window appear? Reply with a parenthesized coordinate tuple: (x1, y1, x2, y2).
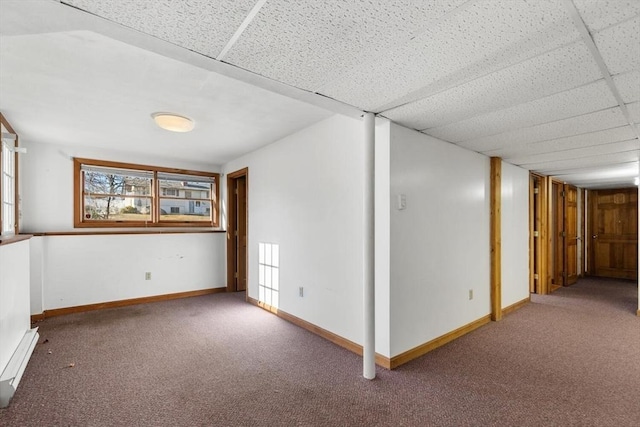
(75, 158, 219, 228)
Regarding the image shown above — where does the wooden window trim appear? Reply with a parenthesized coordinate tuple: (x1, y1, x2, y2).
(0, 113, 19, 236)
(74, 158, 220, 228)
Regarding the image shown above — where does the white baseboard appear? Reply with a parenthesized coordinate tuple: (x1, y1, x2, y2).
(0, 327, 39, 408)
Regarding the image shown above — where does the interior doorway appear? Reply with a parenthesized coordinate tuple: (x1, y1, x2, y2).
(227, 168, 248, 292)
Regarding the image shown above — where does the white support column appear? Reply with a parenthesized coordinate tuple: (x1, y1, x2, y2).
(637, 166, 639, 317)
(363, 112, 376, 379)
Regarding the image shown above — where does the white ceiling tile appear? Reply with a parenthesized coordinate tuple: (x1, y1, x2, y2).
(628, 101, 640, 122)
(64, 0, 256, 58)
(485, 125, 637, 158)
(573, 0, 640, 32)
(551, 161, 639, 188)
(592, 16, 640, 75)
(613, 71, 640, 103)
(506, 139, 639, 166)
(458, 106, 628, 152)
(386, 42, 602, 131)
(224, 0, 468, 93)
(528, 150, 639, 174)
(425, 79, 617, 142)
(318, 0, 581, 111)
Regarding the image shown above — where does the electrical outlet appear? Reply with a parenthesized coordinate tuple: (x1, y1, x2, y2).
(299, 287, 304, 297)
(468, 289, 473, 300)
(145, 272, 151, 280)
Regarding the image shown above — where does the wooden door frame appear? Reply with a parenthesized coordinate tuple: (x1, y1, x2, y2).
(530, 173, 551, 295)
(226, 167, 249, 293)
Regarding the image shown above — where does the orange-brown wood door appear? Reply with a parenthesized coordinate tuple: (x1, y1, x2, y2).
(565, 185, 578, 285)
(227, 168, 248, 293)
(236, 176, 247, 291)
(552, 182, 564, 289)
(590, 188, 638, 279)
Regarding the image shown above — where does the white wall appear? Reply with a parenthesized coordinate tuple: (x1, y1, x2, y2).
(389, 123, 491, 357)
(19, 140, 226, 313)
(40, 233, 223, 310)
(223, 114, 370, 348)
(0, 240, 30, 373)
(501, 161, 530, 308)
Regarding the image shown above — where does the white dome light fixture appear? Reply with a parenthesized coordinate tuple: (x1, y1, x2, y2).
(151, 112, 194, 132)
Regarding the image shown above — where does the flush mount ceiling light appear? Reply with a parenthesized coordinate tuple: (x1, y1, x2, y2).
(151, 112, 194, 132)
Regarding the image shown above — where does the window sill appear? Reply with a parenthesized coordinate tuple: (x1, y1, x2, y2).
(0, 234, 33, 246)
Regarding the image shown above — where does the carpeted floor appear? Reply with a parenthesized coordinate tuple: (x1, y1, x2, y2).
(1, 277, 638, 426)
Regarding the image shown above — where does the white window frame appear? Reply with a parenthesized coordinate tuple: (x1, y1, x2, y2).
(1, 114, 19, 238)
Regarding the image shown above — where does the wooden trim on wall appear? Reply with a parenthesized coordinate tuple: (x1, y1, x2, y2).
(246, 296, 392, 369)
(31, 288, 226, 321)
(0, 234, 32, 246)
(390, 315, 492, 369)
(490, 157, 502, 321)
(502, 296, 530, 316)
(30, 230, 224, 236)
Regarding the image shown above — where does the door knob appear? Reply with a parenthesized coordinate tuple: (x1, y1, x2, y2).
(592, 234, 598, 239)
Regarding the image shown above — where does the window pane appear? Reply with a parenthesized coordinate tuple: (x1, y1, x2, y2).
(158, 179, 212, 200)
(159, 199, 211, 221)
(83, 196, 151, 221)
(84, 171, 151, 196)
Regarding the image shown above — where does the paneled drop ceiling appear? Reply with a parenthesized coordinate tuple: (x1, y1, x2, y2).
(1, 0, 639, 188)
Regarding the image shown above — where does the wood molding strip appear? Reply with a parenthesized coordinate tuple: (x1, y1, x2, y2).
(490, 157, 502, 321)
(389, 315, 492, 369)
(30, 230, 225, 236)
(502, 297, 530, 316)
(246, 296, 392, 369)
(0, 234, 32, 246)
(31, 288, 226, 321)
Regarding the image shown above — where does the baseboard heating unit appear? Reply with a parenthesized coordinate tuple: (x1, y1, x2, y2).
(0, 327, 39, 408)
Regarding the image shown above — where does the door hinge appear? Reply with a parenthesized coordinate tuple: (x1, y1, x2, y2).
(235, 188, 238, 194)
(534, 274, 539, 280)
(534, 188, 539, 194)
(533, 231, 539, 237)
(562, 231, 566, 237)
(234, 230, 238, 236)
(561, 190, 565, 197)
(234, 272, 238, 279)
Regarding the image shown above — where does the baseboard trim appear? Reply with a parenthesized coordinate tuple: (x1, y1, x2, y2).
(389, 315, 492, 369)
(31, 288, 226, 322)
(502, 296, 531, 316)
(246, 297, 392, 369)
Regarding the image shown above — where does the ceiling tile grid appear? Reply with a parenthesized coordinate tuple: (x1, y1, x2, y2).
(505, 138, 639, 166)
(383, 42, 602, 131)
(64, 0, 256, 58)
(613, 70, 640, 102)
(573, 0, 640, 33)
(530, 150, 639, 174)
(223, 0, 469, 93)
(317, 0, 583, 112)
(424, 79, 617, 142)
(486, 125, 637, 159)
(459, 106, 629, 153)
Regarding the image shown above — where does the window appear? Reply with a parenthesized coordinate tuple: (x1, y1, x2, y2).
(1, 114, 18, 237)
(74, 158, 219, 228)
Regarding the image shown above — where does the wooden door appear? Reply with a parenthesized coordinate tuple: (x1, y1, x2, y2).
(565, 185, 578, 285)
(227, 168, 249, 292)
(590, 188, 638, 279)
(236, 176, 247, 291)
(552, 182, 564, 289)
